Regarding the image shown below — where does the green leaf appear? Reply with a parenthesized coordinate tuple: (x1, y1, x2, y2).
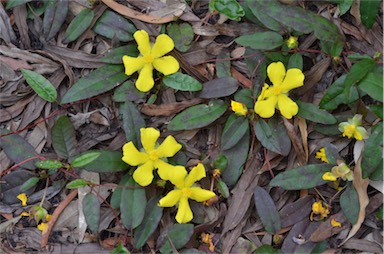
(110, 242, 131, 254)
(113, 80, 145, 102)
(6, 0, 32, 9)
(313, 16, 344, 56)
(245, 0, 282, 31)
(221, 117, 249, 150)
(61, 64, 127, 104)
(337, 0, 353, 16)
(369, 104, 383, 119)
(43, 0, 68, 41)
(198, 77, 239, 98)
(71, 151, 101, 168)
(83, 193, 100, 233)
(120, 101, 145, 146)
(254, 244, 281, 254)
(210, 0, 245, 21)
(102, 44, 138, 64)
(297, 101, 337, 124)
(51, 116, 77, 159)
(20, 69, 57, 102)
(66, 179, 88, 189)
(358, 70, 383, 102)
(216, 50, 231, 78)
(235, 31, 284, 50)
(35, 159, 63, 169)
(167, 100, 227, 131)
(360, 0, 381, 29)
(270, 164, 332, 190)
(20, 177, 40, 192)
(63, 9, 94, 43)
(110, 173, 131, 209)
(93, 10, 136, 42)
(163, 72, 202, 92)
(362, 122, 383, 179)
(120, 176, 146, 229)
(213, 154, 228, 171)
(323, 143, 339, 165)
(134, 196, 163, 249)
(217, 179, 230, 198)
(82, 150, 129, 173)
(254, 186, 281, 234)
(288, 53, 303, 69)
(234, 88, 254, 109)
(254, 117, 291, 156)
(158, 224, 194, 254)
(340, 183, 359, 224)
(167, 23, 194, 52)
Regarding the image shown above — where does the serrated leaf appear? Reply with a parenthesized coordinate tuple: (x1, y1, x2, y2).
(254, 117, 291, 156)
(358, 70, 383, 102)
(254, 186, 281, 234)
(71, 151, 101, 168)
(163, 72, 202, 91)
(167, 100, 227, 131)
(340, 183, 359, 224)
(21, 69, 57, 102)
(158, 224, 194, 254)
(235, 31, 284, 50)
(297, 101, 337, 124)
(63, 9, 94, 43)
(198, 77, 239, 99)
(221, 117, 249, 150)
(66, 179, 88, 189)
(134, 196, 163, 249)
(83, 193, 100, 233)
(61, 64, 127, 104)
(362, 123, 383, 179)
(120, 176, 146, 229)
(82, 150, 129, 173)
(43, 0, 68, 41)
(35, 160, 63, 169)
(167, 23, 194, 52)
(20, 177, 40, 192)
(6, 0, 32, 9)
(270, 164, 332, 190)
(360, 0, 381, 29)
(51, 116, 77, 159)
(93, 10, 136, 42)
(102, 44, 138, 64)
(120, 101, 145, 146)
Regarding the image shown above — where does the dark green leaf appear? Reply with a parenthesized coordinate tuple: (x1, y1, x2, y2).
(113, 80, 145, 102)
(21, 69, 57, 102)
(110, 173, 131, 209)
(360, 0, 381, 29)
(254, 244, 281, 254)
(235, 31, 284, 50)
(279, 196, 313, 228)
(313, 16, 344, 56)
(83, 193, 100, 233)
(337, 0, 353, 16)
(234, 88, 254, 109)
(323, 143, 339, 165)
(35, 159, 63, 169)
(20, 177, 40, 192)
(340, 183, 359, 224)
(43, 0, 68, 41)
(158, 224, 194, 253)
(288, 53, 303, 69)
(134, 196, 163, 249)
(297, 101, 337, 124)
(71, 151, 101, 168)
(210, 0, 245, 21)
(213, 154, 228, 171)
(51, 116, 77, 159)
(217, 179, 230, 198)
(102, 44, 138, 64)
(216, 51, 231, 78)
(358, 71, 383, 102)
(61, 64, 127, 104)
(110, 242, 131, 254)
(254, 117, 291, 156)
(221, 117, 249, 150)
(369, 104, 383, 119)
(362, 123, 383, 179)
(120, 101, 145, 146)
(245, 0, 282, 31)
(66, 179, 88, 189)
(82, 150, 129, 173)
(167, 100, 227, 131)
(198, 77, 239, 98)
(270, 164, 332, 190)
(93, 10, 136, 42)
(167, 23, 194, 52)
(6, 0, 32, 9)
(63, 9, 94, 43)
(163, 72, 202, 91)
(254, 186, 281, 234)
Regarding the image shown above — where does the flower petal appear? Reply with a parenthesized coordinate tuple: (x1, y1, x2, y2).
(158, 190, 182, 207)
(134, 30, 151, 56)
(153, 56, 180, 75)
(351, 114, 363, 126)
(281, 68, 305, 92)
(254, 94, 278, 118)
(122, 142, 149, 166)
(156, 135, 182, 158)
(277, 94, 299, 119)
(184, 163, 206, 187)
(355, 126, 369, 140)
(133, 161, 155, 186)
(135, 63, 154, 92)
(157, 161, 186, 187)
(175, 197, 193, 223)
(122, 56, 145, 76)
(267, 62, 286, 86)
(151, 34, 175, 58)
(17, 193, 27, 206)
(322, 172, 337, 181)
(140, 127, 160, 152)
(189, 187, 216, 202)
(338, 122, 348, 132)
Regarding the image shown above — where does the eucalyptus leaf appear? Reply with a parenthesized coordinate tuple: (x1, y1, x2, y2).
(254, 186, 281, 234)
(21, 69, 57, 102)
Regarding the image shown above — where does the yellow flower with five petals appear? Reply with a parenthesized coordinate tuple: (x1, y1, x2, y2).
(254, 61, 304, 119)
(122, 30, 180, 92)
(122, 127, 182, 186)
(158, 163, 216, 224)
(338, 114, 368, 140)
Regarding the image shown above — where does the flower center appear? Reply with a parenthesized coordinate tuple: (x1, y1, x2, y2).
(182, 188, 192, 198)
(270, 86, 282, 96)
(343, 125, 356, 138)
(144, 54, 154, 63)
(148, 150, 159, 161)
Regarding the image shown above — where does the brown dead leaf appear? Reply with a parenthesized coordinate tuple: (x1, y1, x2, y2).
(0, 3, 17, 44)
(343, 238, 383, 253)
(13, 4, 30, 49)
(0, 55, 32, 70)
(340, 21, 364, 41)
(140, 98, 204, 116)
(231, 67, 252, 88)
(298, 57, 331, 96)
(0, 96, 35, 123)
(349, 0, 361, 25)
(297, 117, 309, 163)
(283, 118, 306, 166)
(309, 212, 350, 242)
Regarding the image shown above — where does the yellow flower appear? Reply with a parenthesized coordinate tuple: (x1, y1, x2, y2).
(201, 232, 215, 252)
(331, 219, 342, 227)
(254, 62, 304, 119)
(20, 212, 30, 217)
(231, 100, 248, 116)
(46, 214, 52, 222)
(122, 30, 180, 92)
(338, 114, 368, 140)
(37, 222, 48, 232)
(158, 163, 216, 223)
(17, 193, 27, 206)
(322, 161, 353, 182)
(311, 201, 330, 220)
(315, 148, 329, 164)
(122, 127, 182, 186)
(286, 36, 298, 49)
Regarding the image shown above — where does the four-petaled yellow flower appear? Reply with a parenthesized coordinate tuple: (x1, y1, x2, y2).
(122, 127, 182, 186)
(231, 100, 248, 116)
(158, 163, 216, 223)
(322, 161, 353, 182)
(311, 200, 330, 220)
(17, 193, 27, 206)
(315, 148, 329, 164)
(254, 62, 304, 119)
(286, 36, 299, 49)
(338, 114, 368, 140)
(122, 30, 180, 92)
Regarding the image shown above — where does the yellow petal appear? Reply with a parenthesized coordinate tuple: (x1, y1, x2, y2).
(122, 56, 145, 76)
(132, 161, 155, 186)
(267, 62, 286, 86)
(157, 161, 186, 186)
(277, 94, 299, 119)
(338, 122, 348, 132)
(281, 68, 304, 92)
(189, 187, 216, 202)
(254, 94, 278, 118)
(322, 172, 337, 181)
(134, 30, 151, 56)
(151, 34, 175, 58)
(184, 163, 206, 187)
(17, 193, 27, 206)
(20, 212, 30, 217)
(158, 190, 182, 207)
(331, 219, 341, 227)
(175, 197, 193, 223)
(355, 126, 368, 140)
(37, 222, 47, 232)
(153, 56, 180, 75)
(135, 63, 154, 92)
(156, 135, 182, 158)
(140, 127, 160, 152)
(231, 100, 248, 116)
(122, 142, 149, 166)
